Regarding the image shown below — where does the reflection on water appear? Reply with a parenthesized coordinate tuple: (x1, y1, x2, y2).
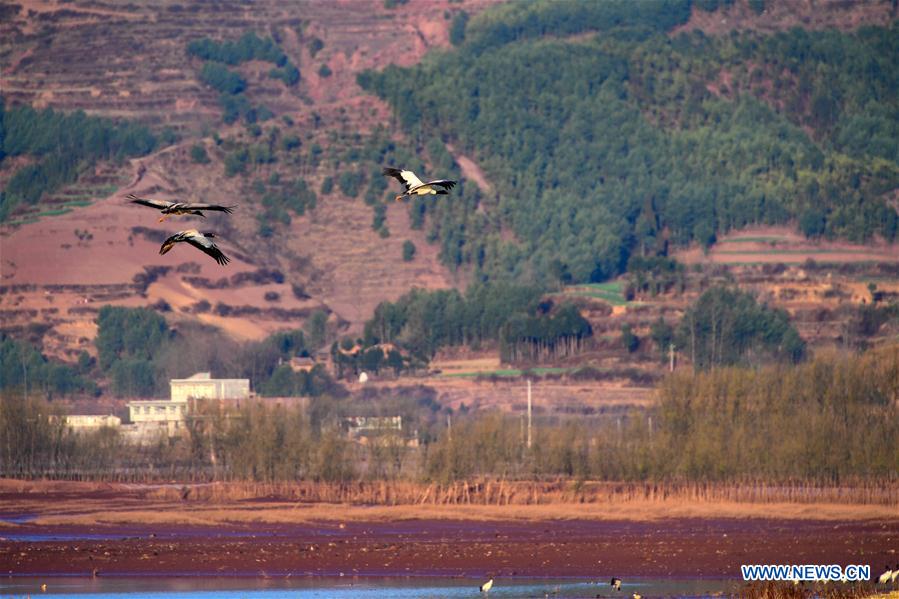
(0, 576, 739, 598)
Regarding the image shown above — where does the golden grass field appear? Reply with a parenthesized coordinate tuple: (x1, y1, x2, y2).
(3, 479, 898, 529)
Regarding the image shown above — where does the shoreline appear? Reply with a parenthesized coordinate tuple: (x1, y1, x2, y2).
(3, 517, 897, 579)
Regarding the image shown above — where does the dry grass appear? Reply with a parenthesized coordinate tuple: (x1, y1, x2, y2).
(5, 479, 898, 528)
(28, 500, 899, 528)
(737, 581, 881, 599)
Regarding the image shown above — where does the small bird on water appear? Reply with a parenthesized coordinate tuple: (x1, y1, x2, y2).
(480, 578, 494, 593)
(611, 577, 622, 591)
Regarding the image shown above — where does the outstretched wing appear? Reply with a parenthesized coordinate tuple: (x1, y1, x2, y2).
(383, 167, 424, 191)
(158, 232, 181, 255)
(425, 179, 456, 191)
(185, 233, 231, 266)
(127, 193, 175, 211)
(188, 203, 237, 214)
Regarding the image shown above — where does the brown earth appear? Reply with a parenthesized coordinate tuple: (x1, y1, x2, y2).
(676, 227, 899, 266)
(0, 481, 896, 578)
(3, 518, 896, 579)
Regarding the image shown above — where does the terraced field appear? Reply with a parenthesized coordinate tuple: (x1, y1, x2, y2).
(0, 0, 495, 360)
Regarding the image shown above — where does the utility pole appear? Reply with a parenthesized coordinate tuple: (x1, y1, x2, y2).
(526, 379, 532, 450)
(668, 343, 676, 372)
(21, 347, 28, 401)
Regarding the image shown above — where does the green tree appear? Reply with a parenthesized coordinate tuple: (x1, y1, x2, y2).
(190, 144, 211, 164)
(402, 240, 416, 261)
(304, 310, 329, 349)
(450, 11, 469, 46)
(676, 287, 806, 369)
(96, 306, 169, 370)
(621, 324, 639, 353)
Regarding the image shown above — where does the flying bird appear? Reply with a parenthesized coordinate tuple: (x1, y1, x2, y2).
(126, 193, 236, 222)
(610, 577, 622, 591)
(480, 578, 494, 594)
(382, 167, 456, 202)
(159, 230, 230, 266)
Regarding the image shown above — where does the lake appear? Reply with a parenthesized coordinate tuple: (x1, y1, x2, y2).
(0, 576, 739, 598)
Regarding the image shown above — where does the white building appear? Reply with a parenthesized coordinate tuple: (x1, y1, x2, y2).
(127, 398, 188, 436)
(125, 372, 250, 439)
(346, 416, 402, 436)
(55, 414, 121, 432)
(170, 372, 250, 402)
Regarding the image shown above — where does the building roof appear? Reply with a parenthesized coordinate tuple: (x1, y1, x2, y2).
(169, 372, 249, 384)
(128, 398, 188, 406)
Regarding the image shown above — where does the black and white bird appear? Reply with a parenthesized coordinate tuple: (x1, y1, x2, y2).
(610, 577, 622, 591)
(127, 193, 236, 222)
(382, 167, 456, 202)
(480, 578, 494, 593)
(877, 565, 893, 585)
(159, 230, 230, 265)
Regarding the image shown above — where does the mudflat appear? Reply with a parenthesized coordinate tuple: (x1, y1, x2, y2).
(1, 481, 895, 578)
(2, 518, 895, 578)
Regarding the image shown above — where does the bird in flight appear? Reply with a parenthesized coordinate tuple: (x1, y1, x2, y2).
(126, 193, 237, 222)
(159, 230, 230, 266)
(382, 167, 456, 202)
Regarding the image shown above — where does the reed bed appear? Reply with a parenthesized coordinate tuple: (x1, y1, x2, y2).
(737, 581, 880, 599)
(142, 479, 899, 507)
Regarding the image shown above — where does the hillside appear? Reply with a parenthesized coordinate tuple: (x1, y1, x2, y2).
(362, 0, 899, 284)
(1, 0, 898, 403)
(0, 0, 496, 362)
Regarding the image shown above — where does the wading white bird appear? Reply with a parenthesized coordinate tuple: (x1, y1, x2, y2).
(611, 577, 622, 591)
(878, 565, 893, 585)
(127, 193, 237, 222)
(382, 167, 456, 202)
(892, 563, 899, 584)
(159, 230, 230, 265)
(480, 578, 493, 593)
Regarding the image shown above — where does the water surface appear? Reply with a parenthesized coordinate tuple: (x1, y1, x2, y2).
(0, 576, 739, 598)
